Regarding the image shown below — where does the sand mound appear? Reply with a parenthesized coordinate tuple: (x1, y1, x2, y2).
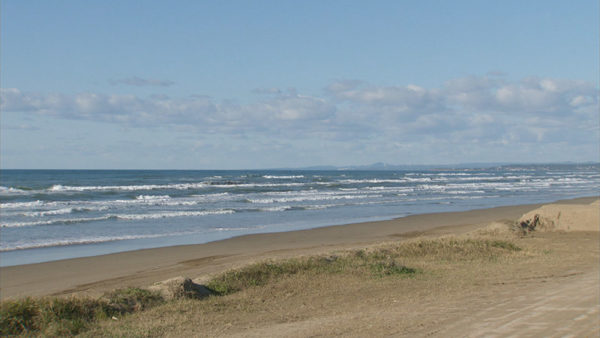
(148, 276, 212, 300)
(519, 200, 599, 232)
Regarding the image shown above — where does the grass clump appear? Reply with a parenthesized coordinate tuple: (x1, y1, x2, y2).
(388, 238, 522, 261)
(206, 257, 346, 295)
(0, 297, 38, 335)
(39, 297, 104, 335)
(105, 287, 164, 314)
(370, 261, 417, 277)
(1, 297, 104, 336)
(205, 238, 522, 296)
(206, 253, 417, 296)
(490, 240, 522, 251)
(0, 288, 164, 336)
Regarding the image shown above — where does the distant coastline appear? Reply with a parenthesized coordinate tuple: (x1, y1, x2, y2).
(273, 161, 600, 171)
(1, 161, 599, 171)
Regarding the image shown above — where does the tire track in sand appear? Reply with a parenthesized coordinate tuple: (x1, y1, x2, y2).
(437, 270, 600, 337)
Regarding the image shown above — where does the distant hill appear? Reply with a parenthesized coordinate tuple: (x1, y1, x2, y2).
(334, 162, 507, 170)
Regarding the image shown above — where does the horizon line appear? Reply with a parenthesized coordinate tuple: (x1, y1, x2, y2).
(1, 161, 599, 171)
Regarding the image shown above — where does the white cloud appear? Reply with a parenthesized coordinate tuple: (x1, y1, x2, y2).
(249, 94, 335, 121)
(327, 81, 445, 115)
(444, 76, 598, 115)
(2, 75, 598, 160)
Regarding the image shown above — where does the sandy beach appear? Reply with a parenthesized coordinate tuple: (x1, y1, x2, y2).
(0, 198, 579, 300)
(1, 196, 599, 336)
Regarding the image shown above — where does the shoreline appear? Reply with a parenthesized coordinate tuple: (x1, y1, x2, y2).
(1, 196, 597, 300)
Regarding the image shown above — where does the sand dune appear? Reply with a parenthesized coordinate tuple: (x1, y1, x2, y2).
(519, 200, 599, 232)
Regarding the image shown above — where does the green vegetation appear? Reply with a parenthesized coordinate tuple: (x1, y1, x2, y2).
(369, 261, 417, 277)
(491, 240, 522, 251)
(104, 287, 164, 314)
(0, 237, 523, 336)
(387, 238, 522, 261)
(206, 252, 418, 296)
(0, 288, 163, 336)
(0, 297, 38, 335)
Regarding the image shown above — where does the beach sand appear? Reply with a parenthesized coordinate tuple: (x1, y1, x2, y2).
(1, 197, 598, 336)
(1, 198, 573, 300)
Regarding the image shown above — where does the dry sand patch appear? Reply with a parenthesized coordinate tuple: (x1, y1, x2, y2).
(519, 200, 599, 232)
(84, 228, 599, 337)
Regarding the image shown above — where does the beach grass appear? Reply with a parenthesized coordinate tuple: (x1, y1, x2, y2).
(205, 251, 420, 296)
(0, 236, 527, 336)
(0, 288, 163, 336)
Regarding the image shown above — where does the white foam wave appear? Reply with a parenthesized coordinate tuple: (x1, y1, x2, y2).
(0, 225, 268, 251)
(0, 193, 237, 214)
(22, 208, 75, 217)
(303, 204, 330, 210)
(416, 179, 566, 192)
(443, 190, 485, 195)
(0, 232, 199, 252)
(248, 194, 380, 204)
(189, 192, 233, 202)
(0, 186, 29, 195)
(48, 182, 209, 192)
(338, 177, 442, 184)
(263, 175, 304, 179)
(430, 173, 472, 176)
(1, 216, 111, 228)
(430, 175, 531, 182)
(1, 200, 45, 209)
(16, 206, 110, 217)
(191, 192, 229, 197)
(402, 177, 433, 182)
(136, 194, 171, 200)
(208, 182, 306, 188)
(161, 201, 200, 206)
(338, 178, 423, 184)
(259, 206, 293, 212)
(263, 189, 381, 197)
(1, 209, 235, 227)
(264, 189, 337, 196)
(115, 209, 234, 220)
(365, 186, 414, 193)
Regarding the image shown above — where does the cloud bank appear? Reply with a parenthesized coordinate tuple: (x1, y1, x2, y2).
(2, 75, 598, 159)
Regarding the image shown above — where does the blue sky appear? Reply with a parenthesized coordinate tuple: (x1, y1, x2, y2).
(1, 0, 598, 169)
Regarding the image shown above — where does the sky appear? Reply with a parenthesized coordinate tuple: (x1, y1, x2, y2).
(1, 0, 598, 169)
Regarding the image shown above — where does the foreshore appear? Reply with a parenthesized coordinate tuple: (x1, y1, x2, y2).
(1, 196, 596, 300)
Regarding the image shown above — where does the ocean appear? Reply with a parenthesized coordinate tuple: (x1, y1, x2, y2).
(1, 164, 598, 266)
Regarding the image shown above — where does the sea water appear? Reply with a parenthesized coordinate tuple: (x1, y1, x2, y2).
(1, 164, 598, 266)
